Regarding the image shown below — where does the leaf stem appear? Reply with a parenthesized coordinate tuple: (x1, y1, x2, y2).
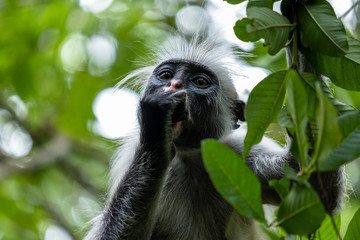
(291, 22, 298, 70)
(340, 1, 360, 19)
(268, 218, 277, 227)
(329, 214, 342, 240)
(251, 23, 296, 32)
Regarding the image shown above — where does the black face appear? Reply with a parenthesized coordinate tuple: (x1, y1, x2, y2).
(148, 59, 219, 95)
(144, 59, 228, 148)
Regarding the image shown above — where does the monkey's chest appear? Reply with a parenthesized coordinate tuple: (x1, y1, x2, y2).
(151, 164, 233, 240)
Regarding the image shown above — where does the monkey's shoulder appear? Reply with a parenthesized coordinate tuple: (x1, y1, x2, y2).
(221, 128, 287, 158)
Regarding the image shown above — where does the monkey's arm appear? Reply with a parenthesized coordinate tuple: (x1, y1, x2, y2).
(222, 128, 344, 214)
(85, 91, 185, 240)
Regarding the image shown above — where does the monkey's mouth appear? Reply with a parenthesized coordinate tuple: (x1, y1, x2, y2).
(171, 95, 189, 122)
(171, 95, 190, 138)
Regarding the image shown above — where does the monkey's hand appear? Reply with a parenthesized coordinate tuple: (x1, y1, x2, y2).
(139, 90, 187, 147)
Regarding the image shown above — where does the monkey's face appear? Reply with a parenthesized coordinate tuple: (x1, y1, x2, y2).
(144, 59, 233, 148)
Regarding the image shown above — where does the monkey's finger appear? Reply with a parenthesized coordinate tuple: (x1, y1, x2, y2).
(172, 97, 189, 123)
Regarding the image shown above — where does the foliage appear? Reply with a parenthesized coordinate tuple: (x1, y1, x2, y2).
(344, 208, 360, 240)
(0, 0, 170, 239)
(0, 0, 359, 239)
(203, 0, 360, 239)
(202, 140, 265, 222)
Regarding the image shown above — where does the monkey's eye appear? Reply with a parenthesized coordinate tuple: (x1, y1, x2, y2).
(158, 71, 173, 81)
(193, 77, 209, 88)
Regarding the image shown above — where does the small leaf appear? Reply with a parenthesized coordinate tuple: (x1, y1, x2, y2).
(234, 18, 260, 42)
(224, 0, 246, 4)
(269, 178, 290, 200)
(201, 139, 266, 222)
(304, 38, 360, 91)
(243, 70, 287, 158)
(297, 0, 348, 57)
(344, 207, 360, 240)
(319, 111, 360, 171)
(246, 7, 293, 55)
(277, 184, 326, 235)
(316, 215, 341, 240)
(286, 70, 309, 166)
(312, 83, 342, 166)
(282, 162, 311, 185)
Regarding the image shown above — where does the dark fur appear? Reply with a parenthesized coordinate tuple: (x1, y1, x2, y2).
(84, 40, 344, 240)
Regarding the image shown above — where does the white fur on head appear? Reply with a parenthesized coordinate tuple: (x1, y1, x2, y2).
(116, 35, 241, 139)
(156, 35, 238, 98)
(117, 35, 239, 100)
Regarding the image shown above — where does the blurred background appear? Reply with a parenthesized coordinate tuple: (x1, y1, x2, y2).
(0, 0, 359, 239)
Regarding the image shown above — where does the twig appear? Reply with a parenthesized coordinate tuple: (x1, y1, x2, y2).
(340, 1, 360, 19)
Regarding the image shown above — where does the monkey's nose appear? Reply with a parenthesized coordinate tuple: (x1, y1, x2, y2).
(167, 80, 183, 90)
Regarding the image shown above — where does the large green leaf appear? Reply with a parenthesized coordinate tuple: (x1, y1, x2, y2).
(298, 73, 319, 119)
(316, 215, 341, 240)
(277, 184, 326, 235)
(319, 111, 360, 171)
(201, 139, 265, 222)
(344, 207, 360, 240)
(242, 7, 293, 55)
(243, 70, 287, 158)
(300, 73, 355, 114)
(304, 38, 360, 91)
(331, 82, 360, 110)
(286, 70, 309, 166)
(297, 0, 348, 57)
(338, 110, 360, 136)
(312, 84, 342, 166)
(247, 0, 273, 9)
(278, 107, 294, 129)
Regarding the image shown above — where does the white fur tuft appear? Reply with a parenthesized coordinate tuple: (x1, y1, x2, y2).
(116, 35, 240, 101)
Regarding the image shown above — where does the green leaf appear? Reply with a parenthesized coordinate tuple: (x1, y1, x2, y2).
(299, 73, 319, 119)
(234, 18, 261, 42)
(312, 83, 342, 166)
(277, 184, 326, 235)
(338, 111, 360, 136)
(304, 38, 360, 91)
(224, 0, 246, 4)
(243, 70, 287, 158)
(282, 162, 311, 185)
(269, 178, 290, 200)
(286, 70, 309, 166)
(246, 7, 293, 55)
(278, 107, 294, 129)
(331, 82, 360, 111)
(344, 207, 360, 240)
(247, 0, 273, 9)
(319, 111, 360, 171)
(201, 139, 265, 222)
(301, 73, 355, 115)
(316, 215, 341, 240)
(297, 0, 348, 57)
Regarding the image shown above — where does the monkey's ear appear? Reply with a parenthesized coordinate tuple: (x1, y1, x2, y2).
(233, 100, 246, 123)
